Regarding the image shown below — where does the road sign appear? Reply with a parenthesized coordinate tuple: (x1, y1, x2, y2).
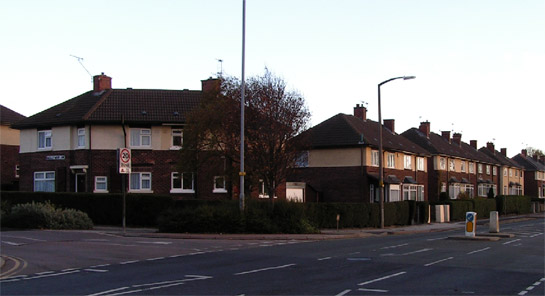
(119, 148, 131, 174)
(465, 212, 476, 237)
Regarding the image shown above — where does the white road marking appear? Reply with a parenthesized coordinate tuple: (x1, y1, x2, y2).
(88, 287, 130, 296)
(335, 289, 351, 296)
(90, 264, 110, 268)
(1, 241, 24, 246)
(146, 257, 165, 261)
(467, 247, 491, 255)
(2, 235, 45, 242)
(503, 239, 522, 245)
(427, 237, 448, 241)
(25, 270, 80, 280)
(358, 271, 407, 286)
(137, 241, 172, 245)
(529, 233, 543, 238)
(35, 271, 55, 275)
(358, 288, 388, 293)
(84, 269, 108, 273)
(318, 257, 332, 261)
(381, 243, 408, 249)
(424, 257, 454, 266)
(87, 275, 212, 296)
(234, 264, 296, 275)
(119, 260, 139, 265)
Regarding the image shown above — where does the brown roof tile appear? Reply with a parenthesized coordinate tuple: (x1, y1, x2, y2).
(0, 104, 26, 125)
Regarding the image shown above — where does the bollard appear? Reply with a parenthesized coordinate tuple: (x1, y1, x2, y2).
(489, 211, 499, 233)
(435, 205, 445, 223)
(465, 212, 477, 237)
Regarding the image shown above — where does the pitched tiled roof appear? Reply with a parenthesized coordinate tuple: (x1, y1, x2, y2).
(401, 128, 497, 164)
(0, 105, 26, 125)
(12, 89, 202, 129)
(306, 114, 429, 155)
(479, 147, 523, 168)
(511, 154, 545, 171)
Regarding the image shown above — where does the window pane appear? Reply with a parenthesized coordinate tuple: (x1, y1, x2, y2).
(182, 173, 193, 190)
(142, 135, 151, 146)
(130, 173, 140, 189)
(172, 173, 181, 189)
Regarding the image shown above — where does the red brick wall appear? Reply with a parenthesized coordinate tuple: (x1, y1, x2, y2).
(1, 144, 20, 190)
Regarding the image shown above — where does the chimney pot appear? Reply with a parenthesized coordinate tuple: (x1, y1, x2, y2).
(452, 133, 462, 146)
(353, 104, 367, 121)
(93, 73, 112, 92)
(384, 119, 395, 133)
(419, 121, 430, 138)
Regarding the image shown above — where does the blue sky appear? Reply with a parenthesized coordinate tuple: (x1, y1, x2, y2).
(1, 0, 543, 156)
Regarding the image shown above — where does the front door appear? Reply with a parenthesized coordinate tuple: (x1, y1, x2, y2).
(75, 173, 86, 192)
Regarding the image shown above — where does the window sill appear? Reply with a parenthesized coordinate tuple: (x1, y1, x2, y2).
(170, 189, 195, 194)
(93, 190, 109, 193)
(213, 189, 227, 194)
(129, 190, 154, 193)
(170, 146, 182, 150)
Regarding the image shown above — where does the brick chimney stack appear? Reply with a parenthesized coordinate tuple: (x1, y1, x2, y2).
(501, 148, 507, 157)
(521, 149, 527, 157)
(93, 73, 112, 92)
(470, 140, 478, 149)
(419, 121, 430, 138)
(353, 104, 367, 121)
(441, 131, 451, 143)
(384, 119, 395, 133)
(201, 77, 221, 95)
(452, 133, 462, 146)
(540, 156, 545, 165)
(487, 142, 495, 153)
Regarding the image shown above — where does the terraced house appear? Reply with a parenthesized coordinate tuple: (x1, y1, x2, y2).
(512, 150, 545, 198)
(12, 74, 227, 198)
(479, 143, 524, 196)
(401, 122, 501, 200)
(289, 105, 431, 203)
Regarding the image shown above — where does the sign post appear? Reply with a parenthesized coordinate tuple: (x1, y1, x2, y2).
(465, 212, 477, 237)
(118, 148, 131, 235)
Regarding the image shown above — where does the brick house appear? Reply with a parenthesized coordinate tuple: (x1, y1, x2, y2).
(12, 74, 228, 199)
(288, 105, 431, 203)
(512, 150, 545, 198)
(0, 105, 26, 190)
(401, 122, 501, 201)
(479, 143, 524, 196)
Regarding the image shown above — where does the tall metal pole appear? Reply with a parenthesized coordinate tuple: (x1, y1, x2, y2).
(378, 76, 415, 229)
(239, 0, 246, 212)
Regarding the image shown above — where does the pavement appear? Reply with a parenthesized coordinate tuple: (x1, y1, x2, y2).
(93, 212, 545, 241)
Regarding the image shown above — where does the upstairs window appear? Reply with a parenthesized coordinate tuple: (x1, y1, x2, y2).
(439, 157, 446, 170)
(404, 155, 412, 170)
(486, 165, 491, 175)
(493, 166, 497, 176)
(469, 162, 475, 174)
(460, 161, 466, 172)
(417, 157, 425, 171)
(371, 150, 379, 167)
(171, 129, 183, 149)
(130, 128, 151, 148)
(77, 128, 85, 148)
(449, 159, 455, 171)
(38, 130, 52, 150)
(478, 164, 483, 174)
(387, 153, 395, 168)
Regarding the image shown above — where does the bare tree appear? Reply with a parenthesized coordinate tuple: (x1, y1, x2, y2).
(179, 69, 311, 202)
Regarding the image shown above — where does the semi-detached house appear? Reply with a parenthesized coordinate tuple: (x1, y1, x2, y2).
(479, 143, 524, 196)
(512, 150, 545, 198)
(13, 74, 227, 198)
(1, 105, 26, 190)
(289, 105, 431, 203)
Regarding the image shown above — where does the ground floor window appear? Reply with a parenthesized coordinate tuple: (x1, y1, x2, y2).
(403, 184, 424, 201)
(130, 172, 152, 192)
(478, 184, 497, 197)
(388, 184, 401, 202)
(171, 172, 194, 193)
(509, 186, 523, 196)
(94, 176, 108, 193)
(213, 176, 227, 193)
(34, 171, 55, 192)
(460, 184, 474, 198)
(449, 184, 460, 199)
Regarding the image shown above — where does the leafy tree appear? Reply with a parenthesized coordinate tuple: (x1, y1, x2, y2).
(526, 146, 544, 157)
(179, 69, 311, 203)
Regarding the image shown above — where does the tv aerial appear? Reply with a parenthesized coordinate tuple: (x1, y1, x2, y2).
(70, 54, 93, 81)
(216, 58, 223, 77)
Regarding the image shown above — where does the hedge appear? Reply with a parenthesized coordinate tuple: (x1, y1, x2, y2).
(431, 196, 532, 221)
(496, 195, 532, 215)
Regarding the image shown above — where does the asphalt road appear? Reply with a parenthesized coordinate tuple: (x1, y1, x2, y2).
(1, 218, 544, 295)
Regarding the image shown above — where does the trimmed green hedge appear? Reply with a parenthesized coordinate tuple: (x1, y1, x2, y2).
(432, 196, 532, 221)
(496, 195, 532, 215)
(2, 201, 93, 230)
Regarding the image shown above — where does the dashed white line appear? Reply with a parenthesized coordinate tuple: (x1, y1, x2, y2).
(335, 289, 351, 296)
(358, 271, 407, 286)
(318, 257, 332, 261)
(529, 233, 543, 238)
(119, 260, 139, 265)
(503, 239, 522, 245)
(427, 237, 448, 241)
(381, 243, 408, 249)
(358, 288, 388, 293)
(146, 257, 165, 261)
(234, 264, 296, 276)
(467, 247, 490, 255)
(84, 269, 108, 273)
(425, 257, 454, 266)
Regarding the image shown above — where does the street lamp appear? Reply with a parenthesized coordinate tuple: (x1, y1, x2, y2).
(378, 76, 415, 228)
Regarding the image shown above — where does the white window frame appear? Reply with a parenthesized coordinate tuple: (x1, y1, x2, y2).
(213, 176, 227, 193)
(493, 166, 497, 176)
(387, 153, 395, 168)
(469, 162, 475, 174)
(478, 164, 483, 174)
(388, 184, 401, 202)
(509, 169, 513, 177)
(171, 129, 183, 149)
(15, 165, 20, 178)
(417, 157, 424, 171)
(403, 184, 424, 201)
(170, 172, 194, 193)
(130, 172, 152, 193)
(460, 161, 466, 173)
(404, 155, 412, 170)
(94, 176, 108, 193)
(130, 128, 152, 148)
(439, 157, 446, 170)
(371, 150, 379, 167)
(258, 179, 277, 199)
(449, 159, 455, 172)
(77, 128, 86, 148)
(38, 130, 52, 150)
(34, 171, 55, 192)
(486, 165, 491, 175)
